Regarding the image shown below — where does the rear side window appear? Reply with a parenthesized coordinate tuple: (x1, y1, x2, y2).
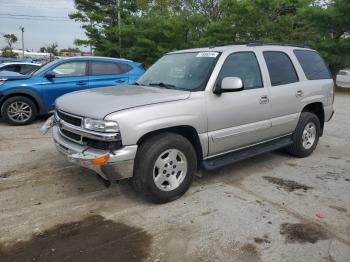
(91, 61, 132, 75)
(118, 63, 133, 73)
(293, 50, 331, 80)
(21, 65, 37, 74)
(263, 51, 298, 86)
(3, 65, 21, 72)
(217, 52, 263, 89)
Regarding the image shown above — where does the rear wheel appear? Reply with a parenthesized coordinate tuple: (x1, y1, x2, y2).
(1, 96, 37, 125)
(287, 112, 321, 157)
(132, 133, 197, 203)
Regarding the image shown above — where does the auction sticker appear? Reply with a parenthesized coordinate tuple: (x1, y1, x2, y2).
(196, 52, 219, 58)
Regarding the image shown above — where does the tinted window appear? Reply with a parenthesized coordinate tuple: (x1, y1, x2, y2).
(53, 62, 87, 77)
(294, 50, 331, 80)
(263, 51, 298, 86)
(3, 65, 21, 72)
(217, 52, 263, 89)
(21, 65, 38, 74)
(119, 63, 133, 73)
(91, 61, 126, 75)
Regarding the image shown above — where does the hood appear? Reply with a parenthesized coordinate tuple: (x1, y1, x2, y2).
(56, 85, 190, 119)
(0, 71, 31, 80)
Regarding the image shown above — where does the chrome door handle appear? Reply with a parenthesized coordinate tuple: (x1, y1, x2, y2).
(260, 95, 269, 104)
(296, 90, 303, 97)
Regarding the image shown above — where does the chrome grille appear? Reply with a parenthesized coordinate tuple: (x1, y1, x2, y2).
(57, 110, 82, 127)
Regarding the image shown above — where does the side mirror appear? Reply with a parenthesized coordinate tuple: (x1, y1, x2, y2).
(214, 77, 244, 94)
(45, 71, 55, 79)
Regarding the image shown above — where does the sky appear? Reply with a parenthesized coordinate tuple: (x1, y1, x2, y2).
(0, 0, 88, 51)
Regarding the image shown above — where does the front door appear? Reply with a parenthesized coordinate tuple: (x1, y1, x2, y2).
(41, 61, 89, 108)
(206, 51, 272, 156)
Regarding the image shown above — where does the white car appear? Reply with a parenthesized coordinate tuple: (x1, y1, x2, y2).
(0, 62, 41, 75)
(336, 67, 350, 88)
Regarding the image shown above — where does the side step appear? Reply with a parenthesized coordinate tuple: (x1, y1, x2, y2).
(202, 136, 293, 171)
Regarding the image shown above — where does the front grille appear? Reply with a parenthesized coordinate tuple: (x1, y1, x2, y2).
(83, 137, 122, 151)
(57, 110, 82, 126)
(61, 129, 81, 142)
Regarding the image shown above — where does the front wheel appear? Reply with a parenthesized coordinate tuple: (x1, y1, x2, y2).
(1, 96, 37, 125)
(132, 133, 197, 203)
(287, 112, 321, 157)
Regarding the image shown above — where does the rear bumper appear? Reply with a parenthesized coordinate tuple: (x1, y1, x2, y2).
(53, 126, 137, 180)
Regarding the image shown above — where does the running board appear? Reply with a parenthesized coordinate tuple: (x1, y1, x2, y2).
(202, 136, 293, 171)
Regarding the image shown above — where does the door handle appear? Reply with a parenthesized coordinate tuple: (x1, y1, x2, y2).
(296, 90, 303, 98)
(259, 95, 269, 104)
(76, 81, 87, 86)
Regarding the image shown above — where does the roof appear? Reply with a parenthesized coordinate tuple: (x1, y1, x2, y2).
(168, 43, 311, 55)
(56, 56, 135, 63)
(0, 62, 41, 66)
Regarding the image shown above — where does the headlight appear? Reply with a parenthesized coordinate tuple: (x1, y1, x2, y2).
(83, 118, 119, 133)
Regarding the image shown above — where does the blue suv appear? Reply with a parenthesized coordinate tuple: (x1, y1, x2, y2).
(0, 57, 144, 125)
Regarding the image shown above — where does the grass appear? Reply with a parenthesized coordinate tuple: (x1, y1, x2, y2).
(335, 86, 350, 93)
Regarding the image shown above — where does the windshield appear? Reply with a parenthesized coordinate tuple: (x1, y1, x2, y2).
(137, 52, 220, 91)
(32, 60, 58, 76)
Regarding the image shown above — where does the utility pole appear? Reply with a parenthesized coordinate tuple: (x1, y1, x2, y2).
(19, 26, 24, 58)
(117, 0, 121, 57)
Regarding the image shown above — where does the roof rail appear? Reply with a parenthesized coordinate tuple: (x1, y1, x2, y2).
(247, 42, 309, 48)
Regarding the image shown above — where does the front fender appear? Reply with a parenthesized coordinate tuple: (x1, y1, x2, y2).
(105, 93, 207, 146)
(0, 88, 47, 114)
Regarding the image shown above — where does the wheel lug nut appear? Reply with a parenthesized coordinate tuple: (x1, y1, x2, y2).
(163, 170, 166, 174)
(173, 165, 176, 168)
(165, 164, 168, 167)
(166, 174, 170, 177)
(170, 161, 173, 165)
(172, 171, 175, 174)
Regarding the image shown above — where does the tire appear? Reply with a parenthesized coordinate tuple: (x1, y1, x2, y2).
(1, 96, 37, 126)
(132, 132, 197, 203)
(286, 112, 321, 157)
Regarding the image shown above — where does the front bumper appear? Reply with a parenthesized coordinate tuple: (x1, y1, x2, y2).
(53, 126, 137, 180)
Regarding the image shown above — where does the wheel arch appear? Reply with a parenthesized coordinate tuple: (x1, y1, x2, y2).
(301, 102, 325, 136)
(136, 125, 204, 169)
(0, 90, 45, 116)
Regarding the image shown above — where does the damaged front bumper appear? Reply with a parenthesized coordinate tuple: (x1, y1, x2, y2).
(52, 124, 137, 181)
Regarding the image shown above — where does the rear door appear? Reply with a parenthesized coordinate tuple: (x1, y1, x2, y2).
(41, 61, 89, 108)
(206, 51, 272, 155)
(261, 50, 302, 137)
(88, 61, 129, 88)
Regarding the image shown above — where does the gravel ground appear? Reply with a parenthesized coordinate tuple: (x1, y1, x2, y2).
(0, 93, 349, 262)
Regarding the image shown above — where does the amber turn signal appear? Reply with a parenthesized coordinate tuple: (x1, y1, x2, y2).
(91, 154, 110, 165)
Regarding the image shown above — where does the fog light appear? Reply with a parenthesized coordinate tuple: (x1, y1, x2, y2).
(91, 154, 110, 165)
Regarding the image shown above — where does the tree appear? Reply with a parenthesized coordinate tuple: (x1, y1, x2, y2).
(3, 34, 18, 49)
(40, 43, 59, 56)
(1, 46, 17, 58)
(302, 0, 350, 73)
(69, 0, 349, 70)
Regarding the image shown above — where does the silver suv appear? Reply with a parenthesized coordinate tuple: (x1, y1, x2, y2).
(42, 44, 335, 203)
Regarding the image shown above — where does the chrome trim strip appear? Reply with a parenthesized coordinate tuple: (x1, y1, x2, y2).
(56, 109, 83, 126)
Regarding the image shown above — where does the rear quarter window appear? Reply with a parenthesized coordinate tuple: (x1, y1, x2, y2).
(293, 50, 331, 80)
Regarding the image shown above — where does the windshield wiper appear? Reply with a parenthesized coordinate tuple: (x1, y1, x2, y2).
(148, 82, 176, 89)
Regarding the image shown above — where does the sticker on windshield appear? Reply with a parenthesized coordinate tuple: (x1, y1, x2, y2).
(196, 52, 219, 58)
